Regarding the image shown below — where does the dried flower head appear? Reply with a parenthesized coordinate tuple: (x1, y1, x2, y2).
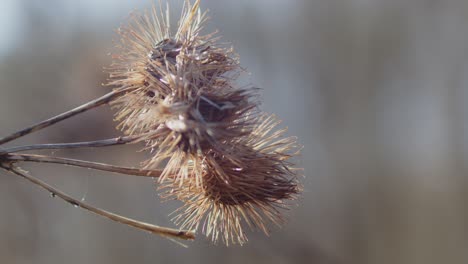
(160, 114, 301, 245)
(106, 0, 303, 246)
(107, 0, 259, 184)
(0, 0, 303, 247)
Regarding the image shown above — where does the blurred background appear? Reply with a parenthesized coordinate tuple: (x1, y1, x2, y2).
(1, 0, 468, 263)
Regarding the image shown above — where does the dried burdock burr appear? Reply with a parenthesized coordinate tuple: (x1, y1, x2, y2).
(160, 114, 302, 245)
(108, 0, 260, 185)
(107, 0, 302, 245)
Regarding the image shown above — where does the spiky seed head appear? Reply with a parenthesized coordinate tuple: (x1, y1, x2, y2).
(107, 1, 303, 246)
(160, 114, 302, 245)
(107, 0, 260, 185)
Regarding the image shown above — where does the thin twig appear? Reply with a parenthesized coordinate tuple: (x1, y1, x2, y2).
(5, 154, 161, 177)
(0, 89, 130, 146)
(1, 136, 139, 154)
(1, 165, 194, 241)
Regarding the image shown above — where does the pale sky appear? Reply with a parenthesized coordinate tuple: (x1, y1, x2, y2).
(0, 0, 297, 57)
(0, 0, 24, 56)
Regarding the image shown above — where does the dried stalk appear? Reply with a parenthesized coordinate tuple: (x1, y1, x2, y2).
(0, 88, 189, 242)
(0, 89, 130, 146)
(0, 165, 194, 241)
(4, 153, 161, 177)
(0, 136, 139, 154)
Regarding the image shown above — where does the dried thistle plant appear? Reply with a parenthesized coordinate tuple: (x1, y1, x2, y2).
(0, 0, 302, 246)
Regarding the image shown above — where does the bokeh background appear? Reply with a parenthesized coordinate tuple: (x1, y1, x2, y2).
(1, 0, 468, 263)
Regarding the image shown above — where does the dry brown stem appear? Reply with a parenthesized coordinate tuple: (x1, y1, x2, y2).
(4, 153, 161, 177)
(0, 89, 130, 146)
(0, 164, 194, 241)
(0, 136, 139, 154)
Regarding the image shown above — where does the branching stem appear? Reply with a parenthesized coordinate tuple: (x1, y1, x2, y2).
(0, 87, 194, 243)
(0, 89, 130, 146)
(4, 153, 161, 177)
(0, 165, 194, 241)
(0, 136, 139, 154)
